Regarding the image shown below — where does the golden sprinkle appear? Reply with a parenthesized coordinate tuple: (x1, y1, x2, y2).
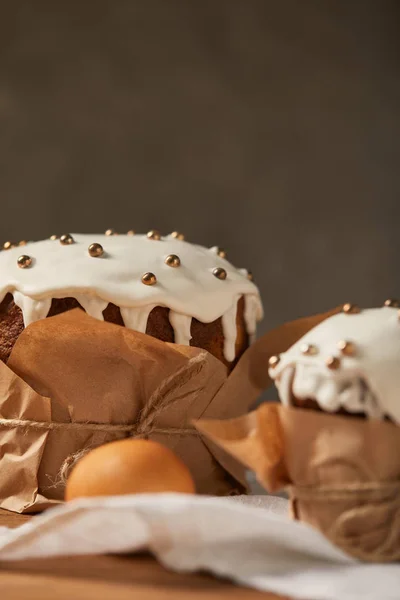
(127, 230, 135, 236)
(50, 235, 59, 241)
(147, 230, 161, 241)
(165, 254, 181, 268)
(60, 234, 74, 246)
(247, 271, 254, 281)
(213, 267, 227, 280)
(88, 243, 104, 258)
(268, 355, 280, 368)
(3, 241, 15, 250)
(384, 299, 399, 308)
(342, 303, 360, 314)
(171, 231, 185, 241)
(337, 340, 356, 356)
(17, 255, 32, 269)
(216, 247, 227, 259)
(105, 229, 116, 236)
(301, 343, 318, 356)
(326, 356, 341, 370)
(142, 272, 157, 286)
(19, 240, 27, 246)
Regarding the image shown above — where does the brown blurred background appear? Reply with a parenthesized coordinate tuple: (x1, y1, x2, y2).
(0, 1, 399, 335)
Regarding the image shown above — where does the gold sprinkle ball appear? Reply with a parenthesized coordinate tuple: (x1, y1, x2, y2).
(326, 356, 341, 370)
(105, 229, 116, 236)
(17, 254, 32, 269)
(165, 254, 181, 268)
(127, 230, 135, 236)
(19, 240, 27, 246)
(342, 303, 360, 315)
(88, 243, 104, 258)
(247, 271, 254, 281)
(147, 230, 161, 241)
(384, 299, 399, 308)
(268, 355, 280, 368)
(60, 234, 74, 246)
(212, 267, 227, 280)
(3, 241, 15, 250)
(301, 343, 318, 356)
(142, 272, 157, 286)
(216, 247, 227, 259)
(337, 340, 356, 356)
(171, 231, 185, 241)
(50, 235, 59, 241)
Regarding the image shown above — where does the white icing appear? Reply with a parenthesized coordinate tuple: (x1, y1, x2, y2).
(269, 307, 400, 423)
(13, 292, 52, 327)
(120, 305, 156, 333)
(0, 234, 263, 361)
(244, 295, 261, 344)
(74, 295, 108, 321)
(221, 296, 240, 363)
(169, 311, 192, 346)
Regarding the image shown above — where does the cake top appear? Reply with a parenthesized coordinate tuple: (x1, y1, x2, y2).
(268, 304, 400, 424)
(0, 232, 263, 362)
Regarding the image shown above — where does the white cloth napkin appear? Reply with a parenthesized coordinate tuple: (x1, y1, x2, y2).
(0, 494, 399, 600)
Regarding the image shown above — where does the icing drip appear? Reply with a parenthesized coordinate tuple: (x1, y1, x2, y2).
(244, 295, 260, 344)
(221, 297, 239, 362)
(169, 311, 192, 346)
(13, 292, 52, 327)
(74, 295, 108, 321)
(120, 305, 156, 333)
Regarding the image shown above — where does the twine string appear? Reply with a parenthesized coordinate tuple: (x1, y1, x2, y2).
(0, 418, 199, 435)
(290, 481, 400, 562)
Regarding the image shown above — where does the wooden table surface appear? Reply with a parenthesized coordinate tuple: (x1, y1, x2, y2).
(0, 510, 287, 600)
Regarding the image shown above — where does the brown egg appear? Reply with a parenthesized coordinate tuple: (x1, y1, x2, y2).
(65, 439, 196, 501)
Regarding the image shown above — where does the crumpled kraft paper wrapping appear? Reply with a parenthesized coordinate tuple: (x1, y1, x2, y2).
(196, 305, 342, 478)
(0, 309, 253, 513)
(197, 393, 400, 563)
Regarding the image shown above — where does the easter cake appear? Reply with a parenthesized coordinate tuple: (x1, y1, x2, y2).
(197, 303, 400, 561)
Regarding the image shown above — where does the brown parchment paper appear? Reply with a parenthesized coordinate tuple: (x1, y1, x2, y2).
(198, 305, 342, 479)
(0, 309, 252, 513)
(197, 400, 400, 562)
